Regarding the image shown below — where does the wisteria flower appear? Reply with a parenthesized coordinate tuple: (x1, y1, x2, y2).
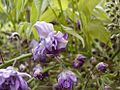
(96, 62, 108, 72)
(72, 54, 86, 68)
(0, 66, 31, 90)
(32, 21, 68, 62)
(32, 39, 46, 62)
(33, 64, 48, 80)
(57, 70, 77, 90)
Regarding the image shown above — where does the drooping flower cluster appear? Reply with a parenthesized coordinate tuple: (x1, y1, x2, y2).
(0, 66, 31, 90)
(57, 70, 77, 90)
(32, 21, 68, 62)
(72, 54, 86, 68)
(33, 64, 48, 80)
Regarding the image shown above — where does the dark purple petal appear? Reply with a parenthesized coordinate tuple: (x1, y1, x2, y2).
(63, 33, 68, 40)
(77, 54, 86, 61)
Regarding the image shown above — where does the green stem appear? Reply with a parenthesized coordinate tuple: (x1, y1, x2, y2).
(111, 47, 120, 60)
(0, 53, 32, 69)
(27, 77, 34, 84)
(43, 64, 59, 73)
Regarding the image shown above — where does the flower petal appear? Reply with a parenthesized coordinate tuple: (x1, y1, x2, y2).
(34, 21, 54, 38)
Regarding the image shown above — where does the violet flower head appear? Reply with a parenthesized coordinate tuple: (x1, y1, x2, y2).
(0, 66, 31, 90)
(96, 62, 108, 72)
(33, 64, 48, 80)
(72, 54, 86, 68)
(57, 70, 77, 90)
(32, 21, 68, 61)
(32, 39, 46, 62)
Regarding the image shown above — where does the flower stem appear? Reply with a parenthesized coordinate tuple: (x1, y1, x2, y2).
(0, 53, 32, 69)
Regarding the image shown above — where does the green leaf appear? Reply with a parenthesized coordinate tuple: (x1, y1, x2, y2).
(40, 7, 60, 22)
(78, 0, 100, 18)
(51, 0, 68, 10)
(93, 6, 110, 21)
(34, 0, 48, 16)
(32, 26, 39, 40)
(30, 1, 39, 23)
(88, 20, 111, 47)
(62, 25, 85, 48)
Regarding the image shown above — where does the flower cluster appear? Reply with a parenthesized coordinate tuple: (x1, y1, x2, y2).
(57, 70, 77, 90)
(0, 66, 31, 90)
(32, 21, 68, 62)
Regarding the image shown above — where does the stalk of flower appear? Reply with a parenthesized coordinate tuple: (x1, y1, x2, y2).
(32, 21, 68, 62)
(0, 66, 31, 90)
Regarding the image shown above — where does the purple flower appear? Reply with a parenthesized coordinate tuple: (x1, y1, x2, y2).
(34, 21, 55, 38)
(45, 31, 68, 55)
(76, 20, 81, 30)
(32, 21, 68, 61)
(104, 85, 111, 90)
(33, 64, 48, 80)
(72, 54, 86, 68)
(0, 66, 31, 90)
(32, 39, 46, 62)
(57, 70, 77, 90)
(96, 62, 108, 72)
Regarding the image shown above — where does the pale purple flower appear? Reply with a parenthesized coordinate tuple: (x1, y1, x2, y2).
(72, 54, 86, 68)
(45, 31, 68, 54)
(0, 66, 31, 90)
(96, 62, 108, 72)
(33, 64, 48, 80)
(57, 70, 77, 90)
(104, 85, 111, 90)
(32, 39, 46, 62)
(32, 21, 68, 61)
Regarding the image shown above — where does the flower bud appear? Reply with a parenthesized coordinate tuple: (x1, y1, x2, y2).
(96, 62, 108, 72)
(90, 57, 97, 65)
(33, 64, 48, 80)
(72, 54, 86, 68)
(19, 64, 26, 71)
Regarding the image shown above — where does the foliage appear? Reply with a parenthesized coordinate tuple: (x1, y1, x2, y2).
(0, 0, 120, 90)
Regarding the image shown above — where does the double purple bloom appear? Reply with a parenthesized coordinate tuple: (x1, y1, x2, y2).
(32, 21, 68, 62)
(0, 66, 31, 90)
(57, 70, 77, 90)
